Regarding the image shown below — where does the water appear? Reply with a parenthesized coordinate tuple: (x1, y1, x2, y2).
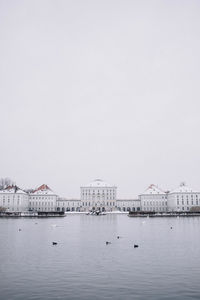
(0, 214, 200, 300)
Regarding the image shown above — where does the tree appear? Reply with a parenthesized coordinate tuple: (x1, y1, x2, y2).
(0, 207, 6, 212)
(0, 178, 14, 190)
(190, 206, 200, 212)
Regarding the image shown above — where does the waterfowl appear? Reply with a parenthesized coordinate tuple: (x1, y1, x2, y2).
(134, 244, 139, 248)
(106, 241, 111, 245)
(52, 242, 57, 245)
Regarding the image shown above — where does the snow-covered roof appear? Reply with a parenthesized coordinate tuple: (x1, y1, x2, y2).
(170, 182, 197, 194)
(82, 179, 116, 188)
(141, 184, 165, 195)
(0, 185, 27, 194)
(31, 184, 56, 195)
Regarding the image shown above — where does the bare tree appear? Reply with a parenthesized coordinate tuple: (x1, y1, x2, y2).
(190, 206, 200, 212)
(0, 206, 6, 212)
(0, 178, 14, 190)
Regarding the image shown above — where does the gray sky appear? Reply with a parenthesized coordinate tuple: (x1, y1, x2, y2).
(0, 0, 200, 198)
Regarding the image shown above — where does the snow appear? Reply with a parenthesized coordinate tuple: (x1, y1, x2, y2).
(0, 186, 27, 194)
(82, 179, 115, 188)
(141, 184, 165, 195)
(170, 182, 197, 194)
(31, 184, 56, 195)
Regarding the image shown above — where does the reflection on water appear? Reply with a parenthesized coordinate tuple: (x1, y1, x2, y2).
(0, 215, 200, 300)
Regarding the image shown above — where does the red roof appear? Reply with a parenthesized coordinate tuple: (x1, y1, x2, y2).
(35, 184, 51, 192)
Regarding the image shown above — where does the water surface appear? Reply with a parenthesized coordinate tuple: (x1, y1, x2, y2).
(0, 214, 200, 299)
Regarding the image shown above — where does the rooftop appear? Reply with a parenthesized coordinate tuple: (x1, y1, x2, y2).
(82, 179, 116, 188)
(141, 184, 166, 195)
(31, 184, 56, 195)
(0, 185, 27, 194)
(170, 182, 197, 194)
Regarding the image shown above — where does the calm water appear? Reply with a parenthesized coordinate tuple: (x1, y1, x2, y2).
(0, 214, 200, 300)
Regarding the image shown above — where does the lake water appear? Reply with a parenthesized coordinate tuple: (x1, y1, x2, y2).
(0, 214, 200, 300)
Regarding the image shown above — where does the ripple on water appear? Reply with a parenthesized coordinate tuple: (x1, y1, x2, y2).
(0, 215, 200, 300)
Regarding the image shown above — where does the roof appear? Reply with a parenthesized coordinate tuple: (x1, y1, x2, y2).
(141, 184, 165, 195)
(81, 179, 116, 188)
(31, 184, 56, 195)
(170, 182, 198, 194)
(0, 185, 27, 194)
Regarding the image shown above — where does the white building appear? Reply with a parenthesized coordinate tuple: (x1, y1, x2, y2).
(0, 186, 29, 212)
(56, 198, 81, 212)
(117, 199, 141, 212)
(2, 180, 200, 214)
(139, 184, 168, 212)
(29, 184, 57, 212)
(80, 179, 117, 212)
(167, 182, 200, 212)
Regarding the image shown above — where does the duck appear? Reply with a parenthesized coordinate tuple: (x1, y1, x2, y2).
(106, 241, 111, 245)
(134, 244, 139, 248)
(52, 242, 58, 245)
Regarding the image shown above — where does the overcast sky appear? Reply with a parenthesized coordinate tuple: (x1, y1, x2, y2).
(0, 0, 200, 198)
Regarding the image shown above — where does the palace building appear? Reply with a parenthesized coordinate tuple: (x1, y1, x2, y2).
(0, 185, 29, 212)
(0, 180, 200, 213)
(29, 184, 57, 212)
(139, 184, 168, 212)
(167, 182, 200, 212)
(80, 179, 117, 212)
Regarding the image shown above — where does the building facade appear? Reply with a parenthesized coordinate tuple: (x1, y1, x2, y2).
(56, 198, 81, 212)
(167, 182, 200, 212)
(29, 184, 57, 212)
(139, 184, 168, 212)
(0, 186, 29, 212)
(1, 180, 200, 214)
(117, 199, 141, 212)
(80, 179, 117, 212)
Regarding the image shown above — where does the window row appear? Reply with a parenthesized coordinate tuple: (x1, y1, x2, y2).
(82, 202, 115, 206)
(177, 200, 199, 205)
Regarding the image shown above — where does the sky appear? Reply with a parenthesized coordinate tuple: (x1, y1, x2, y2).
(0, 0, 200, 198)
